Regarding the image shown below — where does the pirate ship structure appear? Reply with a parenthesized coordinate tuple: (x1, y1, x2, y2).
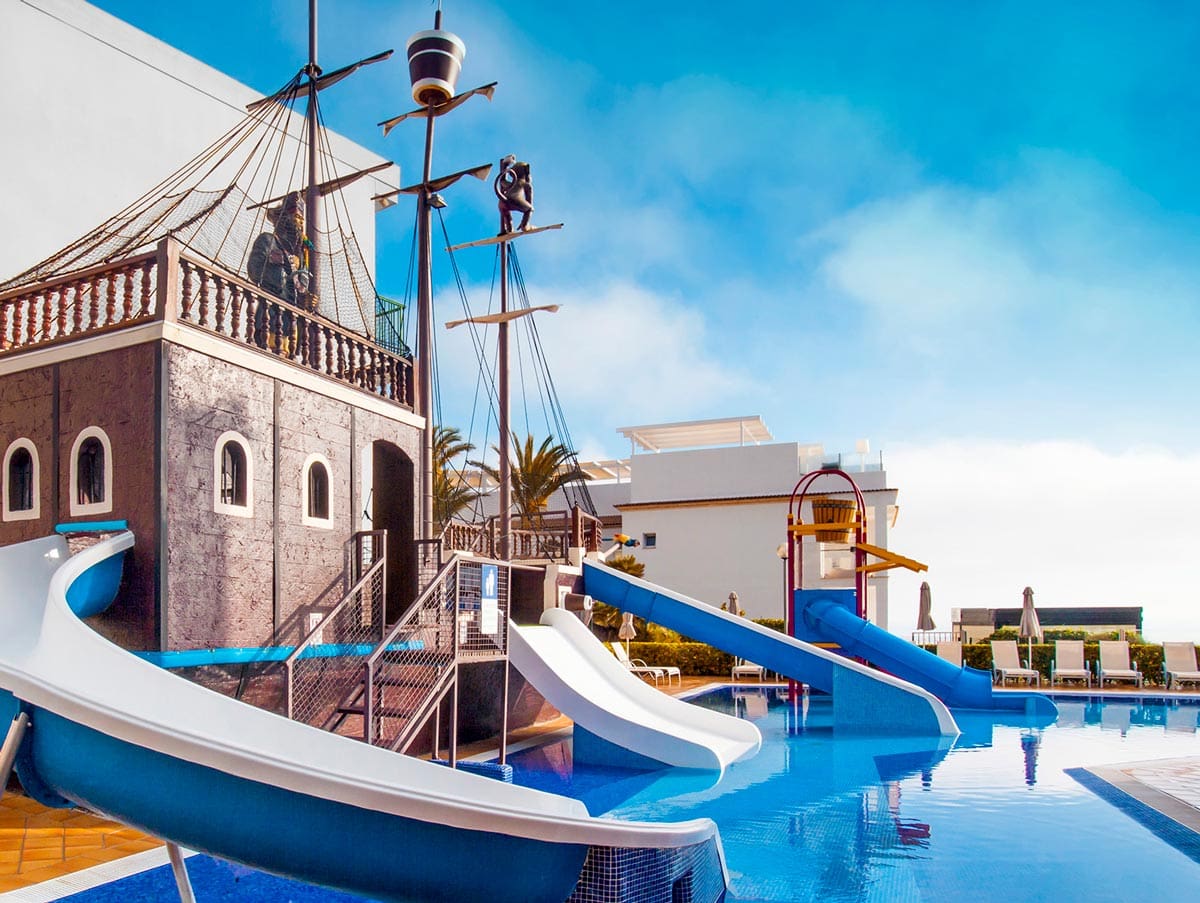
(0, 4, 601, 762)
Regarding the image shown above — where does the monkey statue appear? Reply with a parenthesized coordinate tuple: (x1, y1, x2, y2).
(494, 154, 533, 233)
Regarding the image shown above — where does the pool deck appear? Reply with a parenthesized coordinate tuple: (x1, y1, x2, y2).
(0, 677, 1197, 899)
(1074, 757, 1200, 836)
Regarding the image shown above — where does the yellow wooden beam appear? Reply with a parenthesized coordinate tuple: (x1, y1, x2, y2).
(852, 541, 928, 573)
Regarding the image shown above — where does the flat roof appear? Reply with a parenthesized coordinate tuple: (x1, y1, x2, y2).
(616, 416, 773, 452)
(576, 459, 631, 482)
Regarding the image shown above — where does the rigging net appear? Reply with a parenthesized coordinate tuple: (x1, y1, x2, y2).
(0, 72, 392, 342)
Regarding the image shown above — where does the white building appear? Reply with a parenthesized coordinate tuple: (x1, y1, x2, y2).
(573, 416, 900, 626)
(0, 0, 397, 285)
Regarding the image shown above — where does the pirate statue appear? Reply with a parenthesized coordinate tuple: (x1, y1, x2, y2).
(494, 154, 533, 233)
(248, 192, 314, 308)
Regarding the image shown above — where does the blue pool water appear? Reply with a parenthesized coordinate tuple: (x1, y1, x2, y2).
(511, 688, 1200, 903)
(58, 689, 1200, 902)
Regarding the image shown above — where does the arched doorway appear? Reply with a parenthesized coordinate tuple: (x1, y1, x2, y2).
(371, 440, 416, 621)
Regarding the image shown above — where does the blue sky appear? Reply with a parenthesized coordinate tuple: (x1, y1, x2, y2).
(87, 1, 1200, 635)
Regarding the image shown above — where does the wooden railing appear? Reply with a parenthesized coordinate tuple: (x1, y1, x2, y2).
(0, 252, 159, 353)
(438, 504, 603, 562)
(0, 238, 414, 410)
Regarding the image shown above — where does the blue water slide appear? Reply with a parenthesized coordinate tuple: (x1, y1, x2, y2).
(796, 590, 1057, 716)
(0, 535, 730, 903)
(582, 562, 959, 737)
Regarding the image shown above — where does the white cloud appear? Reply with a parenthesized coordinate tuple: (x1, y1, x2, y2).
(434, 279, 758, 453)
(814, 153, 1200, 353)
(885, 439, 1200, 642)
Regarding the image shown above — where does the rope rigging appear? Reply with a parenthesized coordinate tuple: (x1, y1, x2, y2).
(424, 211, 597, 524)
(2, 68, 390, 344)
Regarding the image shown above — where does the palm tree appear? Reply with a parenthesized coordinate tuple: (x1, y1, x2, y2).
(472, 432, 591, 525)
(433, 425, 477, 530)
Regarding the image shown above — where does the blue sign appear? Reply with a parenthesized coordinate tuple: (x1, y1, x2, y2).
(481, 564, 499, 635)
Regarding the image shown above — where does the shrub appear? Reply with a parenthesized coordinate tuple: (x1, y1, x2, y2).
(623, 642, 734, 676)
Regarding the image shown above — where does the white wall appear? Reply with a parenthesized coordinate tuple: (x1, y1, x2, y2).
(0, 0, 396, 282)
(629, 443, 800, 503)
(621, 499, 790, 621)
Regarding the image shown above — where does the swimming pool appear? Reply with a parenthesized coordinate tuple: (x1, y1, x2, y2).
(510, 687, 1200, 903)
(50, 688, 1200, 902)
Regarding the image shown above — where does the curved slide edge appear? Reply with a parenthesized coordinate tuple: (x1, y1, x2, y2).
(0, 534, 729, 903)
(583, 561, 959, 738)
(801, 593, 1058, 718)
(510, 608, 762, 773)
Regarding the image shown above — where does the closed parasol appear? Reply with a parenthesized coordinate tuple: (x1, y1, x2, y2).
(1018, 586, 1042, 669)
(618, 611, 637, 655)
(917, 581, 935, 632)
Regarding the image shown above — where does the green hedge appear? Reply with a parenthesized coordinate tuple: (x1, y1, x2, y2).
(919, 643, 1192, 686)
(621, 642, 735, 676)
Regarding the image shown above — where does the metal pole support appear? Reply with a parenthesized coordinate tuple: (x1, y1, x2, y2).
(0, 713, 30, 796)
(166, 842, 196, 903)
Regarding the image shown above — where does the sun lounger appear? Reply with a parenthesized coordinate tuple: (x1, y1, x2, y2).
(1162, 642, 1200, 690)
(610, 642, 681, 686)
(731, 658, 765, 682)
(990, 640, 1041, 687)
(1051, 640, 1091, 687)
(1098, 641, 1143, 689)
(936, 641, 962, 667)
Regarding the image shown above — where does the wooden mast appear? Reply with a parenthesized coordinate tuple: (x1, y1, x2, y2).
(305, 0, 322, 290)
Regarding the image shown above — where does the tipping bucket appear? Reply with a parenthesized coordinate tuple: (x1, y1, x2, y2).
(810, 497, 856, 543)
(406, 28, 466, 105)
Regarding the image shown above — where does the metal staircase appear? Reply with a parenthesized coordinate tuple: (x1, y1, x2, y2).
(284, 531, 511, 764)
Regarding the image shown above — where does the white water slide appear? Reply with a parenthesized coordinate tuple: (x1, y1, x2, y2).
(510, 609, 762, 773)
(0, 533, 730, 903)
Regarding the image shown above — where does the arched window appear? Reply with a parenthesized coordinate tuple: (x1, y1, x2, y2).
(69, 427, 113, 517)
(222, 443, 246, 506)
(213, 431, 254, 517)
(78, 439, 104, 505)
(301, 453, 333, 528)
(2, 439, 40, 522)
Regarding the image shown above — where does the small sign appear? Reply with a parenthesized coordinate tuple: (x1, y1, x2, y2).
(481, 563, 499, 635)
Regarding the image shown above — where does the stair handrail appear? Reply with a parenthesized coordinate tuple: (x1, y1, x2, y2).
(362, 553, 464, 747)
(364, 553, 462, 672)
(284, 531, 388, 720)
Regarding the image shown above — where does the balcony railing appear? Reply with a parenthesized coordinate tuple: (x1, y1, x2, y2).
(0, 238, 413, 409)
(438, 505, 603, 561)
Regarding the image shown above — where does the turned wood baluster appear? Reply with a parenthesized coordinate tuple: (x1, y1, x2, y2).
(321, 326, 332, 374)
(139, 260, 153, 317)
(336, 333, 346, 378)
(38, 287, 52, 341)
(55, 285, 68, 337)
(104, 272, 117, 325)
(179, 261, 194, 320)
(245, 292, 259, 345)
(12, 298, 24, 347)
(84, 280, 100, 330)
(0, 302, 8, 350)
(120, 266, 133, 321)
(197, 271, 210, 327)
(269, 304, 281, 354)
(295, 316, 307, 365)
(214, 277, 227, 333)
(230, 286, 243, 341)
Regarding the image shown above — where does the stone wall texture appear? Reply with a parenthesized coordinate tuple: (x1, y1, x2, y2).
(164, 342, 423, 650)
(0, 346, 159, 648)
(0, 337, 424, 655)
